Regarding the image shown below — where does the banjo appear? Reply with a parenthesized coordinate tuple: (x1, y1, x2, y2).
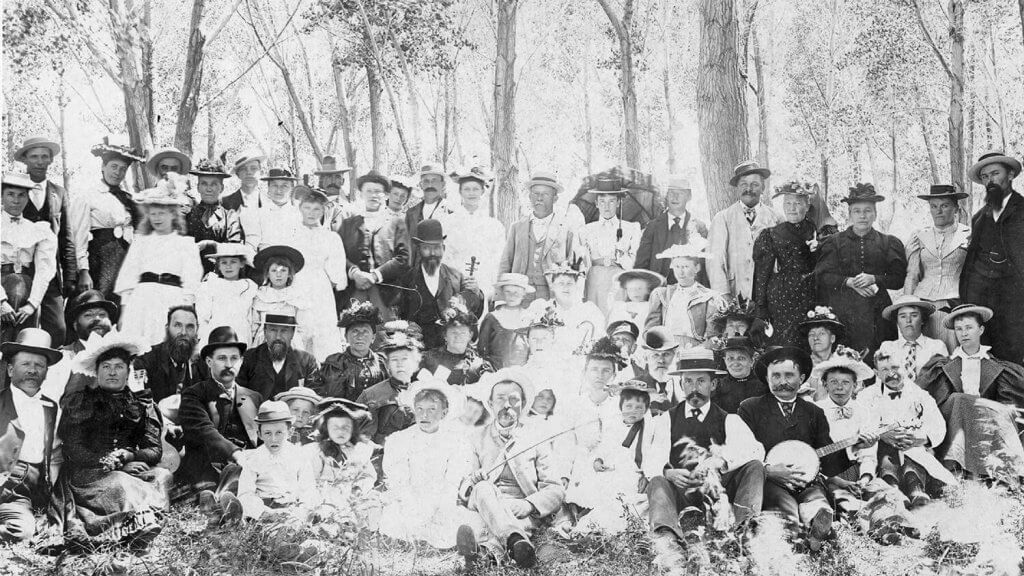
(764, 419, 918, 481)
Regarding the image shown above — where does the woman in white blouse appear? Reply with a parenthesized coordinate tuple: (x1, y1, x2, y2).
(577, 178, 640, 316)
(115, 177, 202, 344)
(72, 139, 147, 300)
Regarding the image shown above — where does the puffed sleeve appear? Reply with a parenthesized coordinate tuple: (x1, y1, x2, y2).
(876, 235, 907, 291)
(904, 229, 923, 294)
(131, 393, 164, 465)
(323, 232, 349, 291)
(751, 227, 774, 316)
(70, 190, 92, 271)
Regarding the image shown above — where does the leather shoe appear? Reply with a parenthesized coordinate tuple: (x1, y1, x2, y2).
(508, 533, 536, 568)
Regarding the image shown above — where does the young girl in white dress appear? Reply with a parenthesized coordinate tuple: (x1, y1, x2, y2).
(251, 245, 309, 349)
(115, 176, 202, 344)
(195, 243, 257, 345)
(606, 269, 664, 331)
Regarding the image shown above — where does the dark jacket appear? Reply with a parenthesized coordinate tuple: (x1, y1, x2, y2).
(178, 379, 261, 484)
(422, 347, 494, 386)
(0, 385, 58, 495)
(338, 212, 410, 289)
(58, 387, 162, 470)
(355, 377, 416, 445)
(236, 344, 319, 401)
(961, 191, 1024, 289)
(918, 355, 1024, 420)
(221, 188, 260, 213)
(635, 210, 707, 284)
(22, 180, 77, 291)
(392, 263, 484, 349)
(187, 202, 243, 270)
(737, 393, 845, 477)
(313, 349, 389, 401)
(133, 342, 207, 402)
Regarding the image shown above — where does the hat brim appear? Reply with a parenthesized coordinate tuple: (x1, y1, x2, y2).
(146, 151, 192, 175)
(841, 195, 886, 204)
(882, 299, 936, 320)
(200, 341, 247, 358)
(254, 415, 295, 424)
(811, 358, 874, 382)
(276, 392, 322, 404)
(0, 343, 62, 366)
(190, 170, 231, 179)
(233, 156, 267, 173)
(754, 346, 813, 384)
(616, 269, 666, 289)
(729, 168, 771, 187)
(259, 175, 297, 182)
(968, 156, 1022, 185)
(14, 141, 60, 162)
(314, 167, 352, 175)
(494, 281, 536, 294)
(942, 305, 994, 329)
(916, 192, 968, 201)
(799, 318, 845, 336)
(668, 367, 727, 375)
(412, 236, 446, 244)
(252, 245, 305, 274)
(526, 179, 564, 194)
(70, 300, 120, 323)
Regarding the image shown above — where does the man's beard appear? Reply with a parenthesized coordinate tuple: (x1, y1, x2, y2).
(985, 182, 1006, 208)
(269, 340, 289, 361)
(422, 256, 441, 274)
(77, 318, 111, 340)
(168, 334, 196, 363)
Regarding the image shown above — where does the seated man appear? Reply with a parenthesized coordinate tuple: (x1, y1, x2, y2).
(180, 327, 261, 499)
(0, 329, 61, 543)
(237, 314, 319, 401)
(738, 346, 844, 551)
(634, 327, 682, 416)
(456, 373, 565, 569)
(2, 174, 58, 344)
(648, 347, 765, 544)
(711, 336, 768, 414)
(132, 305, 204, 402)
(861, 350, 948, 508)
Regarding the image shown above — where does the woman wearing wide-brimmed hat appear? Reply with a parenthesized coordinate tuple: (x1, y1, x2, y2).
(187, 156, 242, 273)
(606, 268, 664, 330)
(316, 299, 389, 401)
(114, 177, 203, 345)
(250, 244, 309, 349)
(752, 181, 821, 347)
(645, 239, 720, 347)
(904, 184, 971, 350)
(71, 138, 147, 299)
(575, 177, 642, 316)
(798, 306, 846, 400)
(53, 329, 169, 552)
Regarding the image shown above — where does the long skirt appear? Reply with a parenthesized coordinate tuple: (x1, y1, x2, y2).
(88, 230, 129, 302)
(120, 283, 190, 345)
(938, 394, 1024, 477)
(52, 467, 171, 548)
(293, 269, 344, 362)
(584, 264, 621, 317)
(766, 271, 815, 347)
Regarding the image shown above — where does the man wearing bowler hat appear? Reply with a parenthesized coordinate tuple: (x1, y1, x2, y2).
(0, 328, 62, 542)
(236, 314, 319, 401)
(960, 151, 1024, 362)
(393, 219, 483, 350)
(13, 136, 79, 344)
(708, 161, 781, 300)
(636, 176, 708, 285)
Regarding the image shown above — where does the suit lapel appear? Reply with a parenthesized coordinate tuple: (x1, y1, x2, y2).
(942, 357, 965, 394)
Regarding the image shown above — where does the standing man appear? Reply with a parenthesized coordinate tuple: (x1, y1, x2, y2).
(445, 166, 506, 299)
(240, 168, 301, 252)
(13, 137, 78, 344)
(315, 155, 353, 232)
(708, 161, 781, 300)
(2, 174, 57, 344)
(405, 162, 455, 238)
(146, 148, 191, 181)
(877, 295, 949, 387)
(499, 172, 575, 302)
(221, 151, 266, 212)
(236, 314, 319, 401)
(636, 176, 708, 284)
(0, 328, 61, 542)
(960, 151, 1024, 362)
(394, 220, 483, 349)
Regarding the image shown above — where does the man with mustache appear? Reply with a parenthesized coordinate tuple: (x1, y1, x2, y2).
(633, 327, 682, 416)
(636, 176, 708, 285)
(236, 314, 319, 402)
(393, 219, 483, 349)
(405, 163, 455, 243)
(708, 160, 781, 300)
(179, 326, 262, 493)
(647, 347, 765, 547)
(132, 305, 204, 402)
(738, 346, 844, 551)
(31, 290, 117, 401)
(314, 155, 353, 232)
(960, 151, 1024, 362)
(456, 369, 565, 569)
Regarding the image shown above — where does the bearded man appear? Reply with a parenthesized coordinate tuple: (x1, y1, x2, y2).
(132, 305, 204, 402)
(236, 314, 318, 400)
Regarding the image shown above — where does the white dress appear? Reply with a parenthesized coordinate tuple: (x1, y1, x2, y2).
(290, 225, 348, 361)
(115, 233, 202, 345)
(250, 285, 310, 350)
(195, 277, 258, 345)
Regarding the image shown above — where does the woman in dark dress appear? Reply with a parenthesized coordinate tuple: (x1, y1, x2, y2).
(187, 157, 242, 273)
(422, 303, 494, 386)
(814, 183, 907, 356)
(316, 300, 389, 401)
(53, 331, 170, 552)
(752, 182, 820, 347)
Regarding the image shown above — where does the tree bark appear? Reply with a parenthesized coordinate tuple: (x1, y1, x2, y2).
(919, 110, 939, 184)
(583, 35, 594, 175)
(175, 0, 206, 157)
(111, 0, 155, 189)
(492, 0, 521, 227)
(697, 0, 749, 216)
(597, 0, 641, 171)
(366, 62, 385, 170)
(752, 26, 769, 168)
(1018, 0, 1024, 46)
(388, 26, 422, 161)
(58, 75, 71, 192)
(332, 58, 358, 199)
(206, 99, 215, 160)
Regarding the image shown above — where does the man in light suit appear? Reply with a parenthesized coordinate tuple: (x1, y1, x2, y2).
(708, 161, 780, 300)
(14, 136, 80, 344)
(393, 219, 484, 349)
(498, 172, 575, 303)
(456, 370, 566, 569)
(636, 176, 708, 284)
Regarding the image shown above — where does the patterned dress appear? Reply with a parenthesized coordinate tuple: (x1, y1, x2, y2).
(752, 219, 818, 346)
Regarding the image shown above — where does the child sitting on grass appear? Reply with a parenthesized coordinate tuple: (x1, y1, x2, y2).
(236, 400, 318, 521)
(275, 386, 322, 445)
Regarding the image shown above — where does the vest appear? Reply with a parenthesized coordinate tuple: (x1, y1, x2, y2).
(524, 232, 548, 288)
(972, 213, 1010, 278)
(22, 187, 53, 226)
(669, 403, 727, 466)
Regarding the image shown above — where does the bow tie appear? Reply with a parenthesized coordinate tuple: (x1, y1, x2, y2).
(744, 207, 756, 216)
(7, 215, 21, 223)
(888, 391, 902, 399)
(833, 406, 853, 420)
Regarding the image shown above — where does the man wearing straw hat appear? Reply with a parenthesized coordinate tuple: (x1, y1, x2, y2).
(13, 136, 78, 344)
(0, 328, 62, 542)
(222, 151, 267, 212)
(960, 151, 1024, 362)
(405, 162, 455, 237)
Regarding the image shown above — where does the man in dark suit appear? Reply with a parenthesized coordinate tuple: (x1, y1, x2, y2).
(635, 176, 708, 284)
(0, 328, 61, 542)
(960, 152, 1024, 362)
(393, 219, 483, 349)
(220, 152, 265, 212)
(737, 346, 844, 551)
(236, 315, 318, 401)
(133, 305, 204, 402)
(179, 327, 261, 491)
(15, 136, 80, 344)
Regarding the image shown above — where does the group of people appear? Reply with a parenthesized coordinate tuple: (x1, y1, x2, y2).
(2, 134, 1024, 569)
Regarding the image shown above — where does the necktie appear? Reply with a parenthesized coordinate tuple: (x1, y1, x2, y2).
(779, 402, 795, 419)
(671, 217, 681, 232)
(744, 207, 756, 226)
(903, 340, 919, 383)
(888, 391, 902, 400)
(690, 408, 701, 419)
(622, 420, 646, 468)
(833, 406, 852, 420)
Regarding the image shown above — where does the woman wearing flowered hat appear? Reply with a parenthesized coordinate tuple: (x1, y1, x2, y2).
(752, 181, 821, 346)
(423, 300, 494, 386)
(798, 306, 846, 400)
(114, 176, 202, 344)
(316, 300, 389, 401)
(529, 259, 604, 354)
(71, 137, 147, 298)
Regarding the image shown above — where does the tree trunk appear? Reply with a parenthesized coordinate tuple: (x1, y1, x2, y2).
(583, 35, 594, 175)
(332, 59, 358, 199)
(174, 0, 206, 156)
(112, 0, 155, 190)
(965, 58, 976, 215)
(388, 27, 422, 162)
(820, 153, 829, 200)
(58, 74, 71, 192)
(1018, 0, 1024, 46)
(366, 62, 385, 170)
(752, 26, 769, 167)
(919, 110, 939, 184)
(663, 66, 677, 174)
(948, 0, 966, 203)
(697, 0, 750, 216)
(492, 0, 521, 227)
(206, 99, 215, 159)
(597, 0, 641, 171)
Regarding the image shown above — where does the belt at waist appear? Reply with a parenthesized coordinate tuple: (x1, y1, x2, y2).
(590, 259, 619, 267)
(139, 272, 182, 287)
(90, 226, 133, 243)
(1, 263, 34, 275)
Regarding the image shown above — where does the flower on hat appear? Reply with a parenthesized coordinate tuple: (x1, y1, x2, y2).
(831, 345, 864, 362)
(774, 181, 814, 196)
(806, 306, 838, 321)
(526, 303, 565, 330)
(136, 172, 192, 207)
(338, 299, 382, 328)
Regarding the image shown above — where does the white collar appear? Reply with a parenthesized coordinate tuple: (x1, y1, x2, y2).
(684, 401, 710, 419)
(953, 345, 991, 360)
(531, 212, 554, 224)
(10, 385, 44, 403)
(3, 211, 24, 223)
(898, 334, 925, 346)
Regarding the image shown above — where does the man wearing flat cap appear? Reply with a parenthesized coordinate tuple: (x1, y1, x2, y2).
(13, 136, 78, 344)
(636, 176, 708, 285)
(960, 151, 1024, 362)
(708, 161, 781, 300)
